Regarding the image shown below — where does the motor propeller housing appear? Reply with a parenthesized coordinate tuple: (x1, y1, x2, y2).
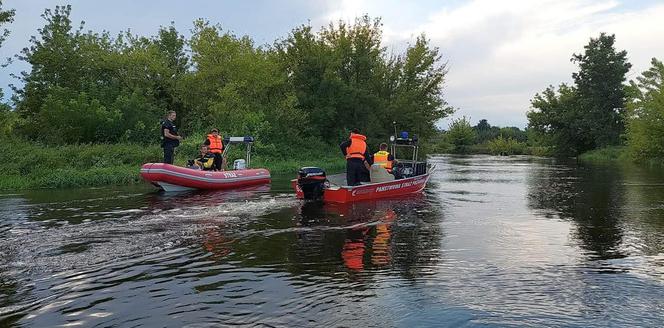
(297, 167, 327, 200)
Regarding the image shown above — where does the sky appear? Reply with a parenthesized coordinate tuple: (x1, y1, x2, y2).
(1, 0, 663, 128)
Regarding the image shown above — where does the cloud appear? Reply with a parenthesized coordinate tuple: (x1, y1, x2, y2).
(322, 0, 664, 127)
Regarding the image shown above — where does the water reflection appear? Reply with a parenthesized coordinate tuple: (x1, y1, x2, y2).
(526, 161, 627, 260)
(527, 160, 664, 267)
(292, 196, 443, 277)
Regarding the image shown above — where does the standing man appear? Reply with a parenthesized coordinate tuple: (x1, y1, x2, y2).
(340, 128, 372, 186)
(161, 110, 182, 164)
(204, 128, 225, 171)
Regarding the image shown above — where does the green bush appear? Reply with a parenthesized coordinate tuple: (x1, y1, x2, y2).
(446, 117, 476, 154)
(527, 146, 554, 157)
(487, 136, 527, 155)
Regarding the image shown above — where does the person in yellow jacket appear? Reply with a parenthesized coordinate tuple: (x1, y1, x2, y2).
(373, 143, 395, 174)
(204, 128, 225, 171)
(190, 145, 215, 170)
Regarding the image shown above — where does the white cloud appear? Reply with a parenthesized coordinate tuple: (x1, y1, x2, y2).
(321, 0, 664, 127)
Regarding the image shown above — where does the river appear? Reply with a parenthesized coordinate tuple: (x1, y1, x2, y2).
(1, 155, 663, 327)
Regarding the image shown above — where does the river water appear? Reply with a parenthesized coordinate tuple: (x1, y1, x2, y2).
(1, 155, 663, 327)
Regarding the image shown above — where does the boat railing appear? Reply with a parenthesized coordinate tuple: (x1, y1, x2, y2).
(222, 136, 255, 168)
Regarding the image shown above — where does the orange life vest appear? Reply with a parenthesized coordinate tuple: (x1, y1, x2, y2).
(345, 133, 367, 160)
(373, 150, 393, 172)
(207, 134, 223, 154)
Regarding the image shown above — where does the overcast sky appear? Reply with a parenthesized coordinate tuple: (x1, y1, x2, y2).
(2, 0, 663, 127)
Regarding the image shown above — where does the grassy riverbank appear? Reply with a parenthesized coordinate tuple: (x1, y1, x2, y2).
(0, 138, 345, 190)
(578, 146, 629, 163)
(578, 146, 664, 167)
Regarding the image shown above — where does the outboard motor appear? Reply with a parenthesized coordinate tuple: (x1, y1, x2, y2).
(297, 167, 327, 200)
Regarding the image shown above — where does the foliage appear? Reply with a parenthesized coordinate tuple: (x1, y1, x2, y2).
(0, 0, 14, 48)
(0, 94, 15, 136)
(277, 16, 453, 145)
(487, 136, 526, 155)
(9, 7, 453, 158)
(527, 84, 583, 155)
(527, 33, 631, 156)
(625, 58, 664, 161)
(572, 33, 631, 148)
(578, 146, 628, 163)
(527, 146, 554, 157)
(446, 117, 476, 154)
(0, 1, 15, 135)
(12, 5, 186, 144)
(473, 119, 498, 143)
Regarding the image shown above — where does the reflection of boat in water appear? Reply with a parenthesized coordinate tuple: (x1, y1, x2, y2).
(297, 196, 422, 271)
(141, 137, 271, 192)
(292, 135, 433, 203)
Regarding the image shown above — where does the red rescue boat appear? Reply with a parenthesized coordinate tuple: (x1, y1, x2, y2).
(141, 163, 270, 192)
(292, 132, 433, 203)
(141, 136, 270, 192)
(292, 170, 431, 203)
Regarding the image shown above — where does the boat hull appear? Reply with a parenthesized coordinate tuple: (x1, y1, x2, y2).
(141, 163, 270, 192)
(293, 172, 431, 203)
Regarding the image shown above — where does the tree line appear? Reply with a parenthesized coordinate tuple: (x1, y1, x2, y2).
(527, 32, 664, 161)
(0, 4, 453, 158)
(441, 117, 529, 155)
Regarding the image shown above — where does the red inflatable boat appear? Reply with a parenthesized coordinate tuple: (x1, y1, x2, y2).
(141, 163, 270, 192)
(141, 136, 270, 192)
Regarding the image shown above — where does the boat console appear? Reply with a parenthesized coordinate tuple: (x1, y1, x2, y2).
(390, 132, 427, 178)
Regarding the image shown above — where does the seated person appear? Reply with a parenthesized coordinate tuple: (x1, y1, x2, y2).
(370, 143, 397, 183)
(370, 163, 395, 183)
(187, 145, 215, 170)
(373, 143, 395, 174)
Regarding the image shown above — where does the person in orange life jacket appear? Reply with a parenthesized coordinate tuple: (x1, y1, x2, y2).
(339, 128, 373, 186)
(161, 110, 183, 164)
(203, 128, 225, 171)
(373, 143, 395, 174)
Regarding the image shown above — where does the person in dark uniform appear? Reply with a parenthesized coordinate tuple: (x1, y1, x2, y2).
(161, 111, 182, 164)
(339, 128, 373, 186)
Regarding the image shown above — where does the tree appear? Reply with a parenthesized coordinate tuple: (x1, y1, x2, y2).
(626, 58, 664, 160)
(527, 84, 586, 155)
(498, 127, 527, 143)
(473, 119, 498, 143)
(277, 17, 452, 145)
(476, 119, 490, 131)
(0, 0, 14, 48)
(446, 117, 476, 154)
(527, 33, 631, 155)
(13, 6, 189, 144)
(0, 0, 15, 136)
(572, 33, 631, 148)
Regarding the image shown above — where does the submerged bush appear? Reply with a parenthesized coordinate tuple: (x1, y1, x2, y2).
(487, 136, 526, 155)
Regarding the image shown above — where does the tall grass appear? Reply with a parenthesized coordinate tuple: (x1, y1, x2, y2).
(0, 137, 346, 190)
(578, 146, 629, 163)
